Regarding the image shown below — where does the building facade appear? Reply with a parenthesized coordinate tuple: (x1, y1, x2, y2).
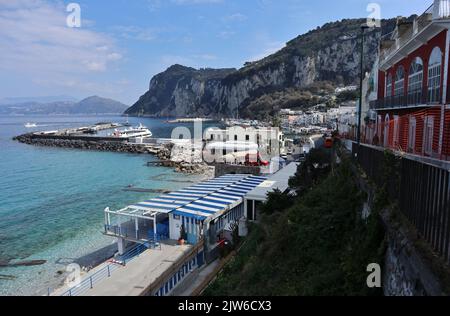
(369, 1, 450, 160)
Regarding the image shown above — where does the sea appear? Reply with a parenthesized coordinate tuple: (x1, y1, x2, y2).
(0, 115, 220, 296)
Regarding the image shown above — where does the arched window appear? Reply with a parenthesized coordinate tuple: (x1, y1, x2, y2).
(428, 47, 442, 103)
(394, 66, 405, 97)
(408, 57, 423, 105)
(386, 73, 393, 98)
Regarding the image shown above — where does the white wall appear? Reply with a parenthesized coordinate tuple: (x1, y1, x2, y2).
(169, 214, 182, 240)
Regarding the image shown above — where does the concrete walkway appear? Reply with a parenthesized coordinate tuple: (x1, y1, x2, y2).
(52, 241, 192, 296)
(170, 260, 220, 296)
(83, 242, 192, 296)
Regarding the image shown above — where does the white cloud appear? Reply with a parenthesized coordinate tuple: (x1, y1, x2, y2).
(171, 0, 223, 4)
(223, 13, 247, 22)
(193, 54, 218, 61)
(113, 25, 159, 41)
(218, 30, 236, 39)
(0, 0, 122, 76)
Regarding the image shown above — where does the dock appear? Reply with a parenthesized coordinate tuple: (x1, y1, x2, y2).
(167, 118, 216, 124)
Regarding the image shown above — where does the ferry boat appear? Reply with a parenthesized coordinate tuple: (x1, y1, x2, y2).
(110, 123, 152, 138)
(24, 123, 37, 128)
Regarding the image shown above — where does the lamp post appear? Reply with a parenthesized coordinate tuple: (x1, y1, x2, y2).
(357, 24, 370, 145)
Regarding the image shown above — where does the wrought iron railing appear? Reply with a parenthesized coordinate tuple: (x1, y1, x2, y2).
(353, 143, 450, 265)
(370, 85, 444, 110)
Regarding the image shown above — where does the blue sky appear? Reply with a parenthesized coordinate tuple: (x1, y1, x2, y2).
(0, 0, 430, 105)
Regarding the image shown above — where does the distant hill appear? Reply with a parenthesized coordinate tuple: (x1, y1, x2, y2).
(126, 17, 398, 118)
(0, 96, 128, 115)
(73, 96, 129, 114)
(0, 95, 78, 105)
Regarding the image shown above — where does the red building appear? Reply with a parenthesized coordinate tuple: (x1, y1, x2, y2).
(369, 0, 450, 161)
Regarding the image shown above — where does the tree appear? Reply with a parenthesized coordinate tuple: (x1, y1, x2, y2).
(261, 189, 294, 215)
(289, 148, 332, 194)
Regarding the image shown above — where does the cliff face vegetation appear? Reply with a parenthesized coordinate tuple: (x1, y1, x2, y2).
(126, 18, 397, 118)
(203, 148, 386, 296)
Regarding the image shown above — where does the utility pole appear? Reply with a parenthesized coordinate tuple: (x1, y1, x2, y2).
(357, 24, 369, 145)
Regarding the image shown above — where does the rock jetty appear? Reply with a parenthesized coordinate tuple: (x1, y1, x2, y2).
(13, 133, 213, 176)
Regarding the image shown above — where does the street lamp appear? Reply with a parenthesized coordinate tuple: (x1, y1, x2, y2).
(357, 23, 370, 145)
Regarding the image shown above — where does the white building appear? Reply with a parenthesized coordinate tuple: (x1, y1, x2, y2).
(244, 163, 299, 221)
(203, 141, 259, 164)
(205, 126, 285, 157)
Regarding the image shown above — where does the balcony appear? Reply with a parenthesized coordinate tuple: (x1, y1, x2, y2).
(370, 85, 444, 110)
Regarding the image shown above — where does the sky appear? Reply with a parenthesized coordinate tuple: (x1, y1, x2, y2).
(0, 0, 431, 105)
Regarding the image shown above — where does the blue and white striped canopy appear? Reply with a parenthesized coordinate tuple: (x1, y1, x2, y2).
(171, 175, 267, 220)
(129, 174, 267, 220)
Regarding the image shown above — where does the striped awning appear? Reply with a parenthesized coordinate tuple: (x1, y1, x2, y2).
(128, 174, 249, 215)
(171, 175, 267, 220)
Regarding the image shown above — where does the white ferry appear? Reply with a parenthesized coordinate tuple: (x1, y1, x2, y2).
(24, 123, 37, 128)
(110, 123, 152, 138)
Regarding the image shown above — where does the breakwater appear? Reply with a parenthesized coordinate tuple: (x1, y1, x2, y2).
(13, 133, 214, 176)
(13, 133, 163, 155)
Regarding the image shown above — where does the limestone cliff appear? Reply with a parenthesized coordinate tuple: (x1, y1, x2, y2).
(125, 18, 397, 118)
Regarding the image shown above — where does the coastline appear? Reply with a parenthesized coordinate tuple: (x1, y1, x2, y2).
(13, 133, 215, 176)
(2, 117, 216, 296)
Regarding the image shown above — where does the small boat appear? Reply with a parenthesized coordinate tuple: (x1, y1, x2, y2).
(123, 115, 132, 127)
(24, 123, 37, 128)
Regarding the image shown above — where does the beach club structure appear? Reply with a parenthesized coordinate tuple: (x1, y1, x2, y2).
(101, 174, 267, 295)
(104, 174, 267, 249)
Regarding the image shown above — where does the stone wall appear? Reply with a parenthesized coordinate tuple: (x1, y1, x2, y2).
(352, 163, 444, 296)
(381, 209, 443, 296)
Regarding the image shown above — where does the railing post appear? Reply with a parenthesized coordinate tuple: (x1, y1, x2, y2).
(107, 265, 111, 277)
(90, 277, 93, 289)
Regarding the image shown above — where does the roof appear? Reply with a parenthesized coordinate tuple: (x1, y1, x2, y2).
(205, 142, 259, 151)
(245, 163, 299, 201)
(127, 174, 267, 221)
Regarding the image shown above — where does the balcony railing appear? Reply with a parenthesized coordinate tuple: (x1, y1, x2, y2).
(370, 85, 444, 110)
(433, 0, 450, 20)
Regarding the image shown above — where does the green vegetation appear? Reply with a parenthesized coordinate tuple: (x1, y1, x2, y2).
(336, 89, 359, 104)
(204, 149, 385, 296)
(240, 82, 335, 119)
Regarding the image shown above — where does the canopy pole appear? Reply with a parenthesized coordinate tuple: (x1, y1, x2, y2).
(153, 213, 157, 240)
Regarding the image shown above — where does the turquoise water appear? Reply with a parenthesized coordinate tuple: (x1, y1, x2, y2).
(0, 115, 216, 296)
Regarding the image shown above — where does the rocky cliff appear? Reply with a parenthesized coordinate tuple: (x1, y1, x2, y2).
(126, 18, 397, 118)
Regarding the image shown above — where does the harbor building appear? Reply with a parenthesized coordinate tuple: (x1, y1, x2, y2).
(205, 126, 285, 156)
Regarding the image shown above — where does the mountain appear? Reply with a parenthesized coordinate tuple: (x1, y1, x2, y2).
(0, 96, 128, 115)
(72, 96, 129, 114)
(0, 95, 78, 105)
(125, 18, 397, 118)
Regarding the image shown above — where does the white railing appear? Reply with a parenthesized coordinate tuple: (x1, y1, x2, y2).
(433, 0, 450, 20)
